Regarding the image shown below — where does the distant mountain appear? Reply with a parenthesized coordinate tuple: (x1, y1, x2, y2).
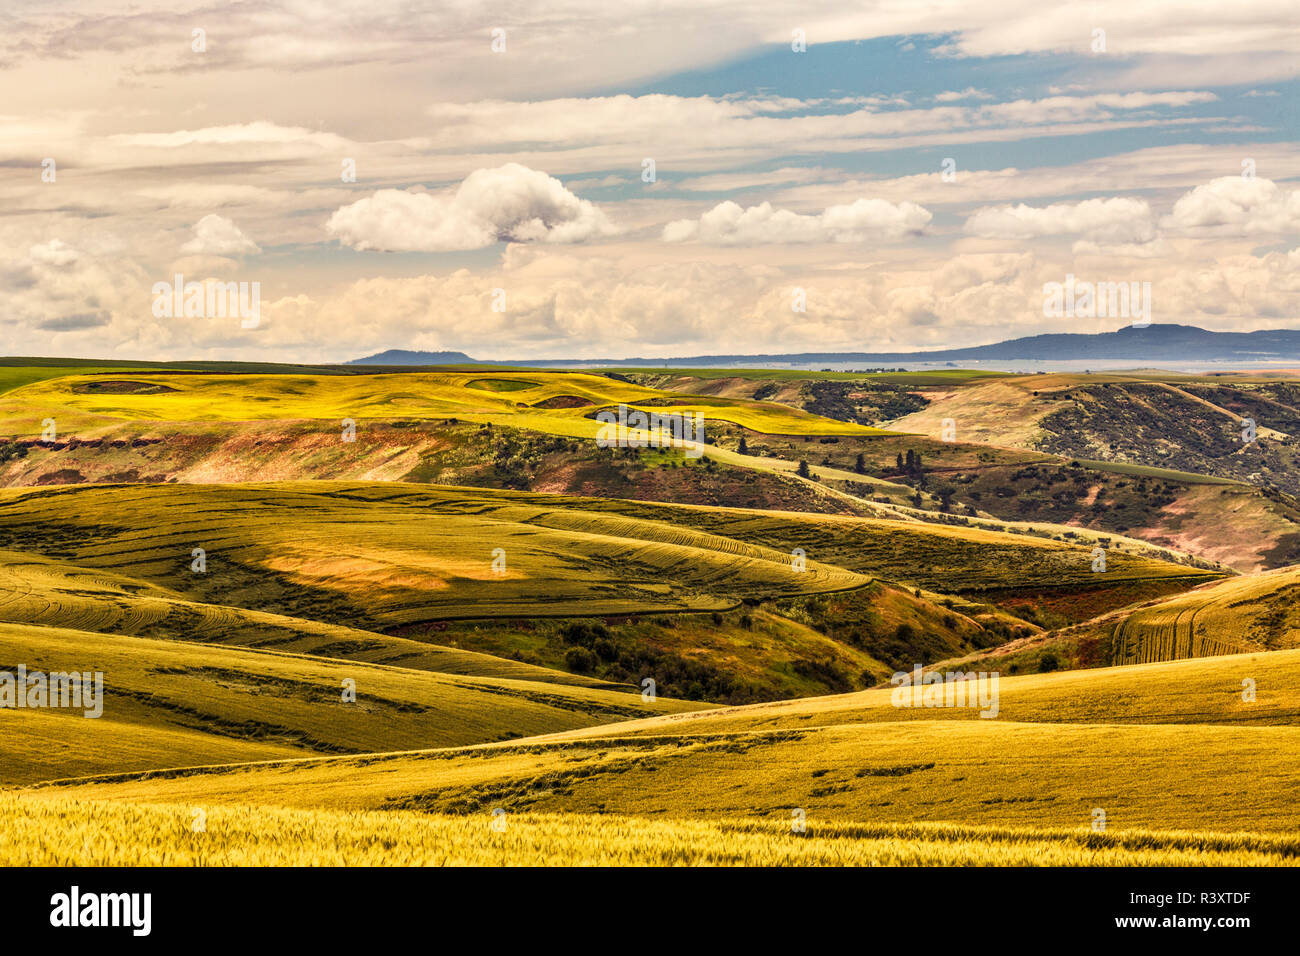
(349, 349, 476, 365)
(350, 325, 1300, 368)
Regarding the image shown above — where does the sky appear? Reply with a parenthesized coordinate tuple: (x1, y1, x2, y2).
(0, 0, 1297, 362)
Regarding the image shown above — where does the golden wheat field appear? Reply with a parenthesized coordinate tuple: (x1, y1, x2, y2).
(4, 796, 1295, 867)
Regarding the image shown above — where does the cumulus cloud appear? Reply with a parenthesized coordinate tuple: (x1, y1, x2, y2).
(240, 243, 1300, 362)
(326, 164, 616, 252)
(965, 197, 1157, 244)
(1165, 176, 1300, 235)
(181, 215, 261, 256)
(663, 198, 931, 244)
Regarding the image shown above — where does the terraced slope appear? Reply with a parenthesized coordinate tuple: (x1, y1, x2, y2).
(0, 550, 614, 687)
(0, 482, 1219, 633)
(551, 495, 1222, 596)
(0, 483, 869, 626)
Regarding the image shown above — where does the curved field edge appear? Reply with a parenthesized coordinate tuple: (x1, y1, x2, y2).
(1, 796, 1293, 866)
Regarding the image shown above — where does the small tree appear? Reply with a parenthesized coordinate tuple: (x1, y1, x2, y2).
(797, 459, 811, 478)
(855, 453, 866, 474)
(738, 436, 748, 455)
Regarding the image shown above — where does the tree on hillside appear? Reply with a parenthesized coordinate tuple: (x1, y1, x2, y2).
(738, 436, 748, 455)
(855, 453, 866, 474)
(797, 459, 811, 478)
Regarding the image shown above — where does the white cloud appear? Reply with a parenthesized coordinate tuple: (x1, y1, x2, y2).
(181, 215, 261, 257)
(239, 243, 1300, 361)
(1165, 176, 1300, 236)
(933, 88, 993, 102)
(663, 198, 931, 244)
(326, 164, 616, 252)
(965, 198, 1157, 244)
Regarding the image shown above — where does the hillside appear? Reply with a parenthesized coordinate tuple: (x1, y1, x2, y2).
(1027, 567, 1300, 668)
(0, 620, 700, 786)
(0, 549, 618, 687)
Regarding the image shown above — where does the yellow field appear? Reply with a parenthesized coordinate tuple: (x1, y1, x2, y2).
(1, 364, 1293, 867)
(0, 481, 1217, 639)
(3, 795, 1292, 866)
(0, 369, 885, 438)
(547, 647, 1300, 735)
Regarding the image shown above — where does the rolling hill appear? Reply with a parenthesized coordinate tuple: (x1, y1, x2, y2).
(0, 619, 700, 786)
(22, 651, 1299, 845)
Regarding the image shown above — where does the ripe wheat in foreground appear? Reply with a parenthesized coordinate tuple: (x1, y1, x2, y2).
(3, 796, 1296, 866)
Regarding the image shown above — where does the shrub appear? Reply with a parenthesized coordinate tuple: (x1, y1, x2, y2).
(564, 647, 598, 673)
